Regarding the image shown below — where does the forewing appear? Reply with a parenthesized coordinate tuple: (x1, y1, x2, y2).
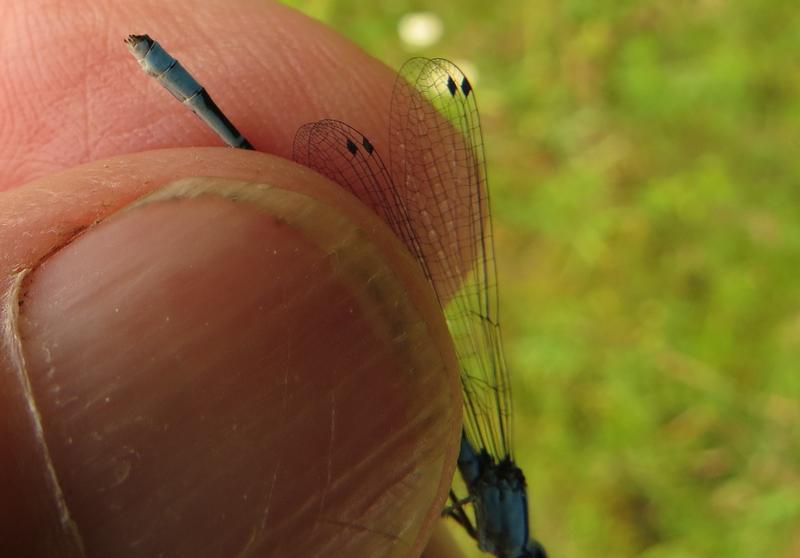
(389, 58, 512, 459)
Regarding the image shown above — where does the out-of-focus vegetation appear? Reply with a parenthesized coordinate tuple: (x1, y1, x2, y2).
(284, 1, 800, 556)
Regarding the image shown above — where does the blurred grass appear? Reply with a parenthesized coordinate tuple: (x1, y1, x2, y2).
(283, 1, 800, 557)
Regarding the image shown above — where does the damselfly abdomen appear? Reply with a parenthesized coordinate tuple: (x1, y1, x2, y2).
(126, 35, 253, 150)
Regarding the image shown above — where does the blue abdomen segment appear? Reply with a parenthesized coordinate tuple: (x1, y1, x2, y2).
(457, 434, 545, 558)
(125, 34, 253, 149)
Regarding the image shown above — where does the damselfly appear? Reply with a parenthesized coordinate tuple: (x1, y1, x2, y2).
(126, 34, 547, 558)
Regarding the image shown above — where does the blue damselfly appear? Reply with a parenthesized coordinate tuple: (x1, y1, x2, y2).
(126, 34, 547, 558)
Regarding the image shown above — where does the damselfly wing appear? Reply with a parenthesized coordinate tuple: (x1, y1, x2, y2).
(294, 59, 546, 558)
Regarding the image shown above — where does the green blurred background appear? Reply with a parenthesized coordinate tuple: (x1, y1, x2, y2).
(283, 1, 800, 556)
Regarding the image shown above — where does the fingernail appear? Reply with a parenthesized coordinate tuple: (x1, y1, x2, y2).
(12, 176, 459, 556)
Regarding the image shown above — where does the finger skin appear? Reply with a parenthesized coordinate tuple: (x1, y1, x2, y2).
(0, 0, 396, 190)
(0, 149, 462, 556)
(0, 1, 463, 554)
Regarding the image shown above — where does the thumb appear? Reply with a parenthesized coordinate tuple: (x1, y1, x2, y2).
(0, 149, 461, 557)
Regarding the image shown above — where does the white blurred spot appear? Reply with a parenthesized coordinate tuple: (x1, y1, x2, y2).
(398, 12, 444, 49)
